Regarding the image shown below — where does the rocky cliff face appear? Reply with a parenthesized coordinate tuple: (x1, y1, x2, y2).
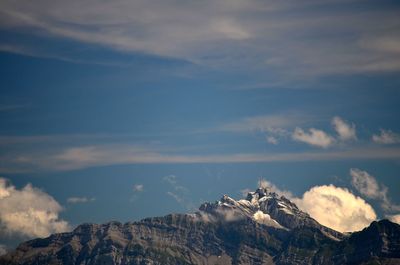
(1, 188, 399, 265)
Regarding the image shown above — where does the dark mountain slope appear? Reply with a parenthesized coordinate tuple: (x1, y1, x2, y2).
(1, 188, 399, 265)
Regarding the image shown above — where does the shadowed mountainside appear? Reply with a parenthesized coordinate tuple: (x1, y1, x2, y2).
(1, 188, 399, 265)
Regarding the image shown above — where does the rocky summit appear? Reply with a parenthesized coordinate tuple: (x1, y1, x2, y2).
(1, 187, 400, 265)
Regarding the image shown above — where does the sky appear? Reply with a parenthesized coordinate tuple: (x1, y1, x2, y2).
(1, 0, 400, 252)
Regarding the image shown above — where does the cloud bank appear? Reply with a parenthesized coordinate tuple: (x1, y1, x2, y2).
(0, 178, 70, 238)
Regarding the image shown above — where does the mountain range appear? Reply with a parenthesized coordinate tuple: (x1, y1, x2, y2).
(1, 187, 399, 265)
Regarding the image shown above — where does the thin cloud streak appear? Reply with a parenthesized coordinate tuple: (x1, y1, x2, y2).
(1, 144, 400, 173)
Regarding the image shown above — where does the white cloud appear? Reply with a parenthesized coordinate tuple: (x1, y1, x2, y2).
(372, 129, 400, 144)
(332, 116, 356, 141)
(133, 184, 144, 192)
(387, 214, 400, 225)
(67, 196, 95, 204)
(293, 185, 376, 232)
(0, 178, 70, 238)
(266, 136, 278, 145)
(292, 127, 335, 148)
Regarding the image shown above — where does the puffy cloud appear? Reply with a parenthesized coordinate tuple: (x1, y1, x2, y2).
(372, 129, 400, 144)
(132, 184, 144, 192)
(0, 178, 70, 238)
(293, 185, 376, 232)
(292, 127, 335, 148)
(332, 116, 356, 141)
(67, 196, 95, 204)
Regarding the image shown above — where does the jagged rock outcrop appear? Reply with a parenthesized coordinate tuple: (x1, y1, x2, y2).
(1, 188, 399, 265)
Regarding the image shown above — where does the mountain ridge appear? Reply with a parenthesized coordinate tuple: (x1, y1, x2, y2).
(1, 187, 399, 265)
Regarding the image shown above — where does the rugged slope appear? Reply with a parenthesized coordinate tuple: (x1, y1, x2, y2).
(1, 187, 399, 265)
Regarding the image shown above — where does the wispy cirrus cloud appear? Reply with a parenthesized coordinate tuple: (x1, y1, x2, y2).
(217, 113, 307, 134)
(1, 0, 399, 81)
(163, 175, 194, 210)
(1, 143, 400, 173)
(350, 168, 400, 213)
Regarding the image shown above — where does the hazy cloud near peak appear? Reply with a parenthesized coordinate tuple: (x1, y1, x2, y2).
(258, 179, 294, 199)
(0, 178, 70, 238)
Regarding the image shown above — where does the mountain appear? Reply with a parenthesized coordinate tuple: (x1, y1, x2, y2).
(1, 187, 399, 265)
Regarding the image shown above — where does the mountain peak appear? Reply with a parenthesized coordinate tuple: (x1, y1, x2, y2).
(2, 190, 400, 265)
(199, 187, 345, 242)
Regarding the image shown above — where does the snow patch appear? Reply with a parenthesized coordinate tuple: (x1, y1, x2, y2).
(253, 211, 284, 229)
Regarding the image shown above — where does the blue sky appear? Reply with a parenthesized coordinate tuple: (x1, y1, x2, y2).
(0, 0, 400, 250)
